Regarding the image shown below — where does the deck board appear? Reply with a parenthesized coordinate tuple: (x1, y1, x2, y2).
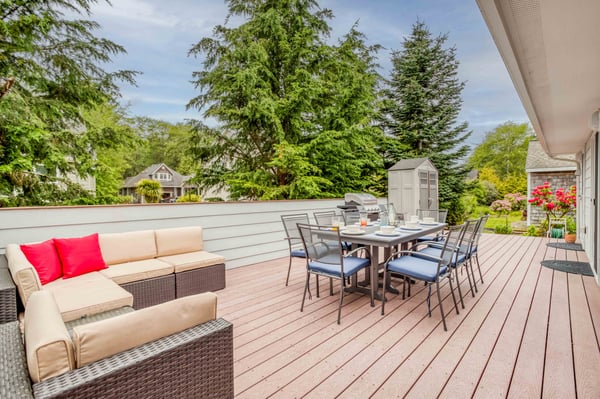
(215, 234, 600, 398)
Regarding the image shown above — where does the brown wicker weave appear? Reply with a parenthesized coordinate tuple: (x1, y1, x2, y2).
(120, 274, 176, 309)
(0, 322, 34, 398)
(0, 268, 17, 324)
(176, 263, 225, 298)
(0, 318, 234, 398)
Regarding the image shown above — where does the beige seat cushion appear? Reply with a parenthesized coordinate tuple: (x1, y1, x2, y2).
(158, 251, 226, 273)
(24, 291, 75, 383)
(99, 230, 157, 265)
(100, 258, 174, 285)
(72, 292, 218, 367)
(43, 272, 133, 322)
(5, 243, 42, 306)
(155, 226, 204, 257)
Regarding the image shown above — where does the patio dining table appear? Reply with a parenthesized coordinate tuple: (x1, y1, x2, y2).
(337, 222, 447, 304)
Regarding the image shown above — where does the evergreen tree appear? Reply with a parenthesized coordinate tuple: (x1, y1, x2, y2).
(379, 21, 471, 223)
(187, 0, 382, 199)
(0, 0, 136, 205)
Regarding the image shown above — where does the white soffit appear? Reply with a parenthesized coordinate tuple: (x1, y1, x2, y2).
(477, 0, 600, 155)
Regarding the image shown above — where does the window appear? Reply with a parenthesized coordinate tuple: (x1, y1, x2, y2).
(155, 173, 172, 181)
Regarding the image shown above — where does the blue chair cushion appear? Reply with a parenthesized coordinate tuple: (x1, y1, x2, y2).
(387, 256, 447, 282)
(291, 248, 306, 258)
(417, 246, 466, 267)
(416, 235, 444, 243)
(308, 256, 370, 278)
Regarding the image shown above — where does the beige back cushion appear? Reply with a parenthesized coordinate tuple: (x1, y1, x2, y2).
(99, 230, 157, 265)
(24, 291, 75, 383)
(72, 292, 217, 367)
(5, 244, 42, 306)
(155, 226, 204, 257)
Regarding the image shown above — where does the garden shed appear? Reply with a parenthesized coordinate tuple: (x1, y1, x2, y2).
(388, 158, 438, 217)
(525, 140, 577, 226)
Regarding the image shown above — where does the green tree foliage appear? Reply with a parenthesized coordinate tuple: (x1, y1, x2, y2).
(378, 21, 471, 223)
(469, 122, 533, 179)
(136, 179, 161, 203)
(0, 0, 136, 205)
(127, 117, 198, 176)
(187, 0, 382, 199)
(82, 103, 140, 201)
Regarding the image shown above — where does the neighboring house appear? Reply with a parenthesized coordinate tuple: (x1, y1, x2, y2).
(525, 140, 576, 226)
(121, 163, 197, 203)
(477, 0, 599, 284)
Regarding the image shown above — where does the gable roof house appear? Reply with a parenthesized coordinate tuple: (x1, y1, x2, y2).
(525, 140, 577, 226)
(121, 163, 197, 203)
(477, 0, 600, 285)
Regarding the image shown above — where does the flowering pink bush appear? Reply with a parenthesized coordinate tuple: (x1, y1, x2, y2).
(505, 192, 527, 211)
(490, 199, 511, 214)
(528, 182, 576, 219)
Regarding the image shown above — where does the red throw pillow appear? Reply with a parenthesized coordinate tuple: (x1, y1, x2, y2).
(20, 239, 62, 285)
(54, 233, 107, 279)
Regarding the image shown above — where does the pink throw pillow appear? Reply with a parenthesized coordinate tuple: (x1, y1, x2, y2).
(54, 233, 107, 279)
(20, 239, 62, 285)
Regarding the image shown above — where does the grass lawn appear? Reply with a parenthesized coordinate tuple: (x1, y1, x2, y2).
(469, 207, 524, 232)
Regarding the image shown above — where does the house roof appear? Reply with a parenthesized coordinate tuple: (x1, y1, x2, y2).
(525, 141, 576, 172)
(476, 0, 600, 155)
(122, 163, 195, 188)
(388, 158, 436, 171)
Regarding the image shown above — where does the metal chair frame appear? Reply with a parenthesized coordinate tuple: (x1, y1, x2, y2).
(297, 223, 371, 324)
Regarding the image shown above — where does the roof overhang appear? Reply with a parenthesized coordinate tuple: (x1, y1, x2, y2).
(476, 0, 600, 155)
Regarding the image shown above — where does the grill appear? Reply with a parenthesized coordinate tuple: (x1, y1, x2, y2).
(338, 193, 380, 220)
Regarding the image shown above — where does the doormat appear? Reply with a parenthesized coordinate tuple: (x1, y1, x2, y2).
(541, 260, 593, 276)
(546, 242, 584, 251)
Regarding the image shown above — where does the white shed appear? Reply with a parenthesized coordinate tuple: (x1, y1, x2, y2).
(388, 158, 439, 216)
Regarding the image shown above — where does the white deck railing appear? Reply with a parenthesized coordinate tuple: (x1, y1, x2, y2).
(0, 199, 384, 268)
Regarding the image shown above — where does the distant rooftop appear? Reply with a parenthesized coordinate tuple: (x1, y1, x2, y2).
(388, 158, 436, 171)
(525, 141, 576, 172)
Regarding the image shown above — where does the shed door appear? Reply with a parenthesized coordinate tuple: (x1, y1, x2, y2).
(418, 170, 438, 210)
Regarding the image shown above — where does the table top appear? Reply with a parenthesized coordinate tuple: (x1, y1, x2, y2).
(338, 222, 447, 247)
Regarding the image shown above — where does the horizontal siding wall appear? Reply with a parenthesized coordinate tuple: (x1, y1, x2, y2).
(0, 199, 384, 269)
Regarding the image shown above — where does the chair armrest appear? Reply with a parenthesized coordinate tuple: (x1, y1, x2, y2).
(345, 246, 371, 259)
(33, 318, 234, 399)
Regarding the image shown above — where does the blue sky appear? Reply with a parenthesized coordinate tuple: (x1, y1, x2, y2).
(88, 0, 528, 146)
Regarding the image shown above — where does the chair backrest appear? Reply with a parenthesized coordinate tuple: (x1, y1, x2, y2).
(472, 215, 488, 247)
(435, 225, 463, 273)
(461, 219, 480, 254)
(297, 223, 344, 270)
(416, 209, 448, 223)
(281, 213, 310, 247)
(444, 222, 470, 266)
(313, 210, 337, 226)
(342, 210, 360, 225)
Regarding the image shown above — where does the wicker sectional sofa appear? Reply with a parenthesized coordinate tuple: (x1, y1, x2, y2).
(0, 291, 234, 398)
(3, 226, 226, 321)
(0, 226, 233, 398)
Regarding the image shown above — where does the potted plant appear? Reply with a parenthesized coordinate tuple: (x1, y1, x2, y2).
(565, 216, 577, 243)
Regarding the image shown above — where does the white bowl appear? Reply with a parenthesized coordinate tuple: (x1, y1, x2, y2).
(422, 217, 435, 223)
(405, 222, 419, 229)
(380, 226, 396, 234)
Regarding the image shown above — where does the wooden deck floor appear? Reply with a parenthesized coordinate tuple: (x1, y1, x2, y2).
(217, 234, 600, 398)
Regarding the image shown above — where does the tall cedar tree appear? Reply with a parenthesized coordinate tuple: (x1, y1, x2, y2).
(187, 0, 382, 200)
(380, 21, 471, 222)
(0, 0, 136, 205)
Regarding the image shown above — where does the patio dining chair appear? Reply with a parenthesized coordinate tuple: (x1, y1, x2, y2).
(470, 215, 488, 284)
(413, 221, 473, 308)
(381, 225, 461, 331)
(281, 213, 310, 286)
(297, 223, 371, 324)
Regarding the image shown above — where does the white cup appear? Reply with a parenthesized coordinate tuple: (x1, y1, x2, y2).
(405, 222, 419, 228)
(380, 225, 396, 234)
(423, 217, 435, 223)
(410, 215, 419, 222)
(346, 225, 361, 233)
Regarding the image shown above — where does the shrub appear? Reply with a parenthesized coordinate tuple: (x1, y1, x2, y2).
(495, 224, 513, 234)
(176, 193, 201, 202)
